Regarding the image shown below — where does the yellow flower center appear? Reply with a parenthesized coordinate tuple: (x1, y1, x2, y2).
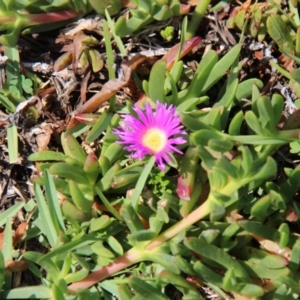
(142, 128, 167, 153)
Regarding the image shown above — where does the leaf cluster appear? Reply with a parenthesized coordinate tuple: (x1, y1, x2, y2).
(0, 0, 92, 46)
(3, 4, 300, 299)
(1, 41, 296, 299)
(115, 0, 188, 37)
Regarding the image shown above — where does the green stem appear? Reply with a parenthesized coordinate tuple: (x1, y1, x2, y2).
(185, 0, 211, 40)
(146, 200, 210, 250)
(68, 247, 141, 293)
(67, 199, 211, 293)
(67, 172, 261, 292)
(147, 175, 259, 251)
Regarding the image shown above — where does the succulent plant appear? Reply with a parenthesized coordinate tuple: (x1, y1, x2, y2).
(115, 0, 190, 37)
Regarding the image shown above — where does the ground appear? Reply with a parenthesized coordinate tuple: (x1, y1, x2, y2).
(1, 1, 300, 299)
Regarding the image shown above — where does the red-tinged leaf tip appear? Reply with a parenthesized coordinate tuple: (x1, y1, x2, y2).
(30, 10, 81, 24)
(176, 175, 191, 201)
(87, 152, 98, 161)
(286, 209, 298, 222)
(179, 4, 191, 14)
(74, 113, 98, 125)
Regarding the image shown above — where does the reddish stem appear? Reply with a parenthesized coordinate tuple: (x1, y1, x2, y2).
(160, 36, 201, 71)
(27, 10, 81, 24)
(68, 248, 141, 293)
(68, 200, 212, 293)
(0, 16, 15, 22)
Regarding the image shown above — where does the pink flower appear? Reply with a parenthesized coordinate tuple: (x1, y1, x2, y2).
(113, 101, 187, 170)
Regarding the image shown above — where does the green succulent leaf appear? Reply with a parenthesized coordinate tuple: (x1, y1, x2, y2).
(28, 150, 67, 161)
(49, 163, 90, 185)
(185, 238, 250, 280)
(129, 276, 168, 300)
